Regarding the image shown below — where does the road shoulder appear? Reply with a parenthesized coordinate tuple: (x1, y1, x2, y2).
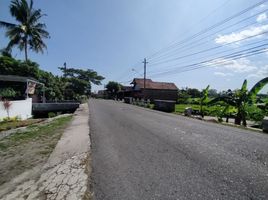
(0, 103, 91, 200)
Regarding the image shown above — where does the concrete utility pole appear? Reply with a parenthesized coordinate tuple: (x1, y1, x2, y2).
(142, 58, 148, 99)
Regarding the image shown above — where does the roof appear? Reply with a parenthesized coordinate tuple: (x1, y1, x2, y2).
(121, 86, 132, 91)
(0, 75, 43, 85)
(131, 78, 178, 90)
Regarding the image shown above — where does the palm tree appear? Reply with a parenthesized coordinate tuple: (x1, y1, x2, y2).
(0, 0, 49, 61)
(209, 77, 268, 126)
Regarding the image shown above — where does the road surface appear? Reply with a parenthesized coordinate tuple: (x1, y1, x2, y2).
(89, 99, 268, 200)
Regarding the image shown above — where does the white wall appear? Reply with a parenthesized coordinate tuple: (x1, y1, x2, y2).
(0, 98, 32, 120)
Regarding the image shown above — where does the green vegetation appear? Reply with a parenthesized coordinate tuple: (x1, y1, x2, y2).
(174, 104, 237, 116)
(0, 118, 43, 132)
(200, 85, 210, 118)
(0, 115, 72, 184)
(0, 55, 105, 101)
(105, 81, 123, 98)
(0, 1, 104, 101)
(0, 88, 16, 99)
(0, 116, 72, 151)
(0, 0, 49, 61)
(208, 78, 268, 126)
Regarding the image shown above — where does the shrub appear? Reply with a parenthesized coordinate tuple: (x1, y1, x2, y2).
(48, 112, 56, 118)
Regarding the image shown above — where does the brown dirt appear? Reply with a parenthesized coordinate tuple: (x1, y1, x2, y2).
(0, 116, 72, 186)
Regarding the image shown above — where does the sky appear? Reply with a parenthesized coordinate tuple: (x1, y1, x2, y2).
(0, 0, 268, 93)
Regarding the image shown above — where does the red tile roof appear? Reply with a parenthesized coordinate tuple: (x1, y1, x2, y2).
(131, 78, 178, 90)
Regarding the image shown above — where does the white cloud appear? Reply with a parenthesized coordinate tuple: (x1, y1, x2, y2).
(215, 25, 268, 45)
(214, 72, 233, 77)
(247, 65, 268, 78)
(257, 13, 267, 23)
(208, 58, 257, 73)
(259, 4, 267, 8)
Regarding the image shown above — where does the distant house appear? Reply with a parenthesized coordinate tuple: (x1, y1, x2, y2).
(117, 86, 132, 100)
(130, 78, 178, 101)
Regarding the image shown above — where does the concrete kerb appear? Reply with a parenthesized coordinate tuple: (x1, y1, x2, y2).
(0, 103, 91, 200)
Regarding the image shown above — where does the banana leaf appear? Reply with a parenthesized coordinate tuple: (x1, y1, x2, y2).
(248, 77, 268, 104)
(207, 96, 236, 107)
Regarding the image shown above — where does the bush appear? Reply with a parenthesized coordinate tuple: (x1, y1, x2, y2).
(0, 88, 16, 99)
(48, 112, 56, 118)
(247, 105, 265, 124)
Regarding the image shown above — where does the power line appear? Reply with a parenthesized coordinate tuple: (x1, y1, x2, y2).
(148, 45, 268, 77)
(147, 38, 268, 74)
(153, 49, 268, 76)
(146, 0, 267, 60)
(148, 9, 268, 63)
(148, 31, 268, 67)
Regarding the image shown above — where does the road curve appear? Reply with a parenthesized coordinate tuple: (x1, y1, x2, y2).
(89, 99, 268, 200)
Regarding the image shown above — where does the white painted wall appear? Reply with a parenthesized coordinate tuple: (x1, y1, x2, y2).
(0, 98, 32, 120)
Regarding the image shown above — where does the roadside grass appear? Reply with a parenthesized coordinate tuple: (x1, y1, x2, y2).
(0, 115, 73, 185)
(0, 119, 44, 132)
(174, 104, 237, 116)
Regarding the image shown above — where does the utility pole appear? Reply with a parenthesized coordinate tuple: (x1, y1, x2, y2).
(142, 58, 148, 99)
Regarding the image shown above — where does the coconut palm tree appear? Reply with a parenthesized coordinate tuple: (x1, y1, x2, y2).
(0, 0, 49, 61)
(209, 77, 268, 126)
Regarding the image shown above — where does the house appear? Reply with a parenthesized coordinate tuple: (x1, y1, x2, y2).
(117, 86, 133, 100)
(130, 78, 178, 102)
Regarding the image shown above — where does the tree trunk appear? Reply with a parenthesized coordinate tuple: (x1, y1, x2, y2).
(235, 117, 241, 125)
(24, 37, 28, 61)
(235, 112, 242, 125)
(242, 117, 247, 127)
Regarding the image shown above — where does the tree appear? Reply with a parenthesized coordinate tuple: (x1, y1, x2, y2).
(209, 77, 268, 126)
(0, 55, 40, 79)
(0, 0, 49, 61)
(200, 85, 210, 118)
(208, 89, 218, 98)
(58, 67, 105, 100)
(187, 88, 201, 98)
(105, 81, 122, 98)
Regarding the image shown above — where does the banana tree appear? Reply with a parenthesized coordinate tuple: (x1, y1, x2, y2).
(200, 85, 210, 118)
(208, 77, 268, 126)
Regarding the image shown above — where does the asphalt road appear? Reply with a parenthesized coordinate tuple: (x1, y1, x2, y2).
(89, 99, 268, 200)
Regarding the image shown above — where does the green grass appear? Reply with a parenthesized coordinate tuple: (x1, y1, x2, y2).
(0, 115, 73, 185)
(0, 119, 44, 132)
(174, 104, 237, 116)
(0, 116, 72, 151)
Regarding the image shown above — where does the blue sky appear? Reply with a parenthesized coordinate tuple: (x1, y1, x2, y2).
(0, 0, 268, 93)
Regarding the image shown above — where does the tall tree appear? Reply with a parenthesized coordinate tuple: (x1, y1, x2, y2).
(105, 81, 122, 98)
(58, 67, 105, 99)
(0, 0, 49, 61)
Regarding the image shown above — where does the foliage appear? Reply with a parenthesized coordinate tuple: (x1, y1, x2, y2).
(178, 87, 202, 104)
(208, 89, 218, 98)
(200, 85, 210, 118)
(105, 81, 122, 98)
(0, 88, 16, 99)
(209, 77, 268, 126)
(246, 105, 266, 125)
(48, 112, 56, 118)
(58, 67, 105, 100)
(0, 56, 105, 101)
(0, 0, 50, 60)
(0, 56, 40, 79)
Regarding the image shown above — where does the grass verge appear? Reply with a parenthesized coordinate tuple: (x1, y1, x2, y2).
(0, 119, 44, 132)
(0, 115, 73, 185)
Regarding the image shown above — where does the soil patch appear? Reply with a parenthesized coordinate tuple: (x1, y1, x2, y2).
(0, 116, 72, 186)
